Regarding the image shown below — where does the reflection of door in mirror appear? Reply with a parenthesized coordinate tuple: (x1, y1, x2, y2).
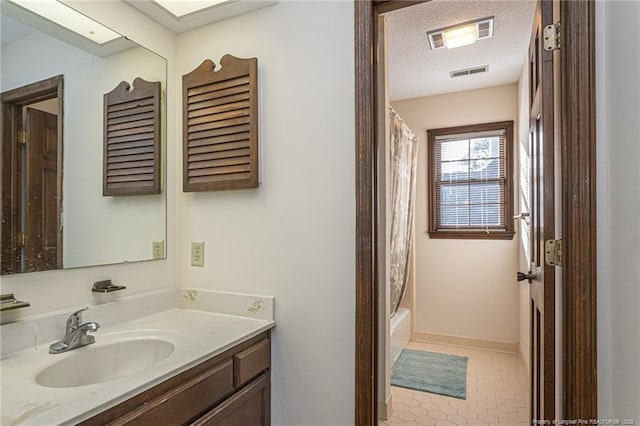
(1, 75, 63, 274)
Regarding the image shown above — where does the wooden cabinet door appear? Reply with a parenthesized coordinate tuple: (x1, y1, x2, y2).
(110, 360, 234, 426)
(193, 373, 270, 426)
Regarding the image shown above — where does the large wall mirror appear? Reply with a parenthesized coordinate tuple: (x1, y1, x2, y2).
(1, 1, 167, 275)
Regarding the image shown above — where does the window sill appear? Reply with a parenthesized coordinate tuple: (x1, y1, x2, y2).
(427, 230, 515, 240)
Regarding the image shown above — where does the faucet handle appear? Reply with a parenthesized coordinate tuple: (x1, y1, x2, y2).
(67, 307, 89, 330)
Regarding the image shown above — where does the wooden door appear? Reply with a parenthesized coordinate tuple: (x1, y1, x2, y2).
(24, 107, 61, 272)
(527, 0, 556, 421)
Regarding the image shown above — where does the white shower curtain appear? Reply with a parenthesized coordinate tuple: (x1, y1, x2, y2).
(389, 106, 418, 317)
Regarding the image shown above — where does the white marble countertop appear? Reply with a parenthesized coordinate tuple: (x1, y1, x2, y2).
(1, 307, 275, 425)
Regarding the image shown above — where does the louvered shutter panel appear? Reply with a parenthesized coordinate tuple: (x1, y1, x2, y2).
(182, 55, 258, 192)
(103, 78, 161, 196)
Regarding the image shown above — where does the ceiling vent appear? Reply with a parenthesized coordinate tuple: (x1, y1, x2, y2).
(477, 20, 493, 39)
(430, 32, 445, 49)
(427, 17, 494, 50)
(449, 65, 489, 78)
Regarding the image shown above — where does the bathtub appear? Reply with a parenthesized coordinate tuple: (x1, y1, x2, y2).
(390, 307, 410, 366)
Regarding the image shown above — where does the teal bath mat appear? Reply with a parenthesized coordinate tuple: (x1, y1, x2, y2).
(391, 349, 468, 399)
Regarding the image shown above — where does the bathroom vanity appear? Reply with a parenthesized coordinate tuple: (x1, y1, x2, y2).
(0, 289, 275, 425)
(82, 330, 271, 425)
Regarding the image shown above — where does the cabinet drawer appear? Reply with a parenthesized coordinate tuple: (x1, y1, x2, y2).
(234, 338, 270, 388)
(111, 359, 234, 426)
(192, 373, 270, 426)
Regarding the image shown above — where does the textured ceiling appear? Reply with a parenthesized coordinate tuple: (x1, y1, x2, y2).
(386, 0, 537, 101)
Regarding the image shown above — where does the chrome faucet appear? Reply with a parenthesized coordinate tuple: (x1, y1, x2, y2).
(49, 307, 100, 354)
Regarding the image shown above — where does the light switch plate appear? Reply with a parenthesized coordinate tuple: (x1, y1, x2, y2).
(191, 241, 204, 267)
(152, 241, 165, 259)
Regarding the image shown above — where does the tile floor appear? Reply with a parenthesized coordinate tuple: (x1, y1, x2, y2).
(380, 341, 529, 426)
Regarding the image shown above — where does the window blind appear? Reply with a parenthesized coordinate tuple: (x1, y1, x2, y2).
(433, 128, 506, 231)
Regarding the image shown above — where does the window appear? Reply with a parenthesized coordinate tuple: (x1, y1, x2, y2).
(427, 121, 514, 239)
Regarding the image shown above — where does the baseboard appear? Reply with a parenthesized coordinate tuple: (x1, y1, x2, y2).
(413, 331, 518, 353)
(378, 394, 392, 420)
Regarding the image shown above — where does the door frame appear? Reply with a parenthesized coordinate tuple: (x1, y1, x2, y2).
(354, 1, 597, 423)
(1, 75, 64, 274)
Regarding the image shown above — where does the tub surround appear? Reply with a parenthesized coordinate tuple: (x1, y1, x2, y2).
(0, 289, 275, 425)
(390, 307, 411, 367)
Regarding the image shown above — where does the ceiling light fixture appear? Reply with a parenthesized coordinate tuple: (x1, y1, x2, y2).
(8, 0, 121, 45)
(427, 17, 494, 50)
(151, 0, 231, 19)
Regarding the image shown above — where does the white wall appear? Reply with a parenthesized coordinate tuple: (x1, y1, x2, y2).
(597, 0, 640, 420)
(174, 3, 355, 425)
(1, 32, 166, 268)
(0, 1, 177, 320)
(393, 84, 520, 345)
(516, 62, 531, 371)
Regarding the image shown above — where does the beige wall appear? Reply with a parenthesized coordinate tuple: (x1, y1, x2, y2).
(393, 84, 520, 345)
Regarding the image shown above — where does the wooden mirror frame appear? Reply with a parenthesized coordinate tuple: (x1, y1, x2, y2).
(1, 75, 64, 274)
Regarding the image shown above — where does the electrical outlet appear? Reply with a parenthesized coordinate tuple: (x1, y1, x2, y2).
(191, 241, 205, 267)
(152, 241, 165, 259)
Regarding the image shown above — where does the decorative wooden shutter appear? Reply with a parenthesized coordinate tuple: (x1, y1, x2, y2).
(103, 78, 161, 196)
(182, 55, 258, 192)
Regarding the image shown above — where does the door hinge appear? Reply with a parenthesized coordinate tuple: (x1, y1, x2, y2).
(545, 239, 563, 267)
(16, 232, 26, 248)
(543, 22, 560, 51)
(18, 130, 28, 145)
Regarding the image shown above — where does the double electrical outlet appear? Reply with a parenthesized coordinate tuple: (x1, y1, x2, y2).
(191, 241, 205, 267)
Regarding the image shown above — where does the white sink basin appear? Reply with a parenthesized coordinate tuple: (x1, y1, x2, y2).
(35, 338, 175, 388)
